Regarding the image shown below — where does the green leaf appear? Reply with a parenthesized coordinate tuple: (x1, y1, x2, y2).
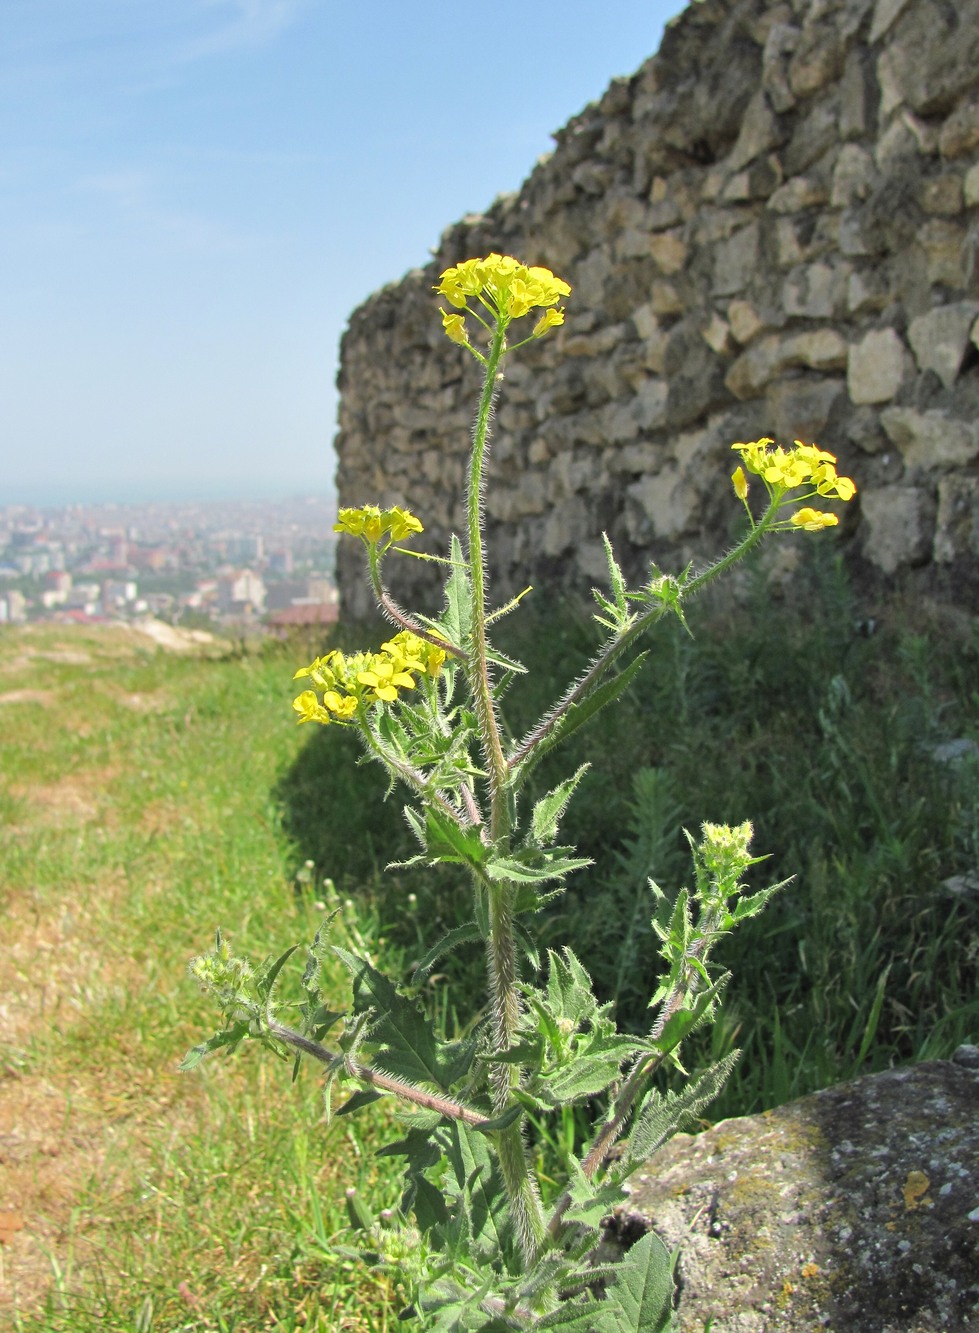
(539, 1231, 675, 1330)
(436, 533, 472, 648)
(179, 1019, 253, 1071)
(334, 947, 475, 1091)
(621, 1052, 740, 1173)
(517, 652, 648, 781)
(412, 921, 483, 985)
(443, 1123, 510, 1262)
(335, 1088, 383, 1117)
(425, 807, 489, 870)
(484, 851, 591, 885)
(602, 1230, 676, 1331)
(531, 765, 590, 846)
(255, 944, 300, 1004)
(412, 1173, 450, 1232)
(562, 1161, 629, 1234)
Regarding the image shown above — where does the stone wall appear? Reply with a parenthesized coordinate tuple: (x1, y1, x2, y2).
(335, 0, 979, 618)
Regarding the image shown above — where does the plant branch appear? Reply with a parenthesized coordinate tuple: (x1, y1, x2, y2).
(268, 1021, 493, 1127)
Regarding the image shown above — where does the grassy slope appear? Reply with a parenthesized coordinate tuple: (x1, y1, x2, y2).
(2, 556, 977, 1327)
(0, 624, 401, 1332)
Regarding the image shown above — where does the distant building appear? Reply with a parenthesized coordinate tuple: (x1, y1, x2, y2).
(266, 600, 338, 636)
(217, 568, 266, 615)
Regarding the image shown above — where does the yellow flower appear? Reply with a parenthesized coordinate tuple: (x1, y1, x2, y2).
(435, 253, 570, 336)
(441, 310, 470, 347)
(333, 504, 424, 548)
(790, 507, 839, 531)
(292, 690, 330, 724)
(386, 507, 425, 541)
(532, 308, 565, 339)
(732, 466, 749, 501)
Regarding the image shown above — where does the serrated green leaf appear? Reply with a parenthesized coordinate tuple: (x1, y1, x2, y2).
(334, 947, 475, 1090)
(531, 765, 590, 846)
(562, 1161, 629, 1234)
(425, 807, 489, 869)
(730, 878, 789, 923)
(412, 921, 483, 984)
(540, 1038, 639, 1105)
(484, 852, 591, 885)
(436, 533, 471, 648)
(412, 1173, 450, 1233)
(335, 1088, 383, 1117)
(178, 1019, 253, 1071)
(601, 1230, 676, 1331)
(621, 1052, 740, 1173)
(255, 944, 300, 1004)
(652, 976, 728, 1056)
(443, 1123, 510, 1262)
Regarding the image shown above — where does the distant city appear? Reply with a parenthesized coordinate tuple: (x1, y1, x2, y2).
(0, 495, 340, 634)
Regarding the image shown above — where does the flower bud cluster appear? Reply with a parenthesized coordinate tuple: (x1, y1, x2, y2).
(292, 631, 446, 726)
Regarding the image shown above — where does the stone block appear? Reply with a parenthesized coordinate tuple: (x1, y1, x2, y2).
(881, 406, 979, 470)
(625, 467, 694, 543)
(616, 1059, 979, 1332)
(907, 302, 979, 388)
(876, 0, 979, 117)
(847, 328, 912, 404)
(921, 173, 964, 216)
(701, 313, 734, 356)
(782, 261, 845, 319)
(839, 49, 875, 140)
(711, 221, 760, 296)
(648, 281, 685, 316)
(917, 219, 968, 286)
(869, 0, 911, 44)
(766, 375, 845, 441)
(648, 230, 688, 275)
(726, 331, 847, 399)
(862, 485, 937, 573)
(767, 174, 828, 214)
(964, 163, 979, 207)
(938, 102, 979, 159)
(935, 473, 979, 561)
(831, 143, 877, 208)
(761, 22, 800, 115)
(727, 299, 765, 345)
(728, 89, 785, 172)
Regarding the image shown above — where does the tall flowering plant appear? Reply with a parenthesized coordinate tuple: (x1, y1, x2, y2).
(186, 254, 856, 1329)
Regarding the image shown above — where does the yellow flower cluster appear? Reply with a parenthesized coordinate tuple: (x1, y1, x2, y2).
(292, 631, 446, 726)
(333, 505, 424, 547)
(436, 254, 571, 344)
(730, 438, 857, 530)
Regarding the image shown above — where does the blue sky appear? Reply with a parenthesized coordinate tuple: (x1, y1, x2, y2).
(1, 0, 686, 506)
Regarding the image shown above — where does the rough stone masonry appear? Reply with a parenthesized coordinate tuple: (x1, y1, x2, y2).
(334, 0, 979, 618)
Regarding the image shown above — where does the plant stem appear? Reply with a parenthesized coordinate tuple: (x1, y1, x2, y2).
(466, 325, 510, 836)
(367, 547, 466, 659)
(267, 1021, 493, 1126)
(509, 500, 780, 774)
(466, 322, 547, 1262)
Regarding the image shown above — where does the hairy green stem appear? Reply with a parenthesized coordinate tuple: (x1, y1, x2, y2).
(267, 1021, 493, 1127)
(466, 325, 510, 835)
(367, 547, 466, 659)
(466, 323, 547, 1262)
(508, 498, 780, 774)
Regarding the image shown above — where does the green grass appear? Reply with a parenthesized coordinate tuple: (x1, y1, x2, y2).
(0, 625, 405, 1331)
(277, 550, 979, 1117)
(2, 551, 977, 1325)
